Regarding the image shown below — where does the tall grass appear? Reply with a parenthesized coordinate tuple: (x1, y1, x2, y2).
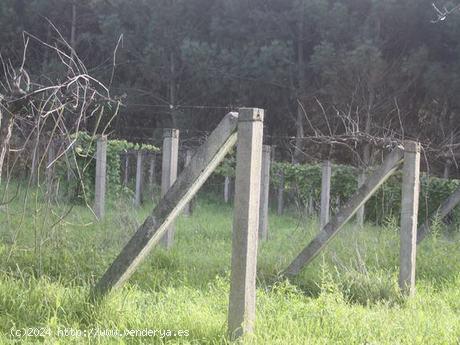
(0, 186, 459, 344)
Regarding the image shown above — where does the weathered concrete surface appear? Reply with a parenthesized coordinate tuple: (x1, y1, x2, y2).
(284, 146, 404, 276)
(224, 176, 231, 203)
(277, 171, 285, 215)
(160, 129, 179, 248)
(320, 160, 332, 230)
(92, 112, 239, 298)
(183, 149, 193, 216)
(356, 170, 366, 227)
(123, 152, 130, 186)
(399, 141, 421, 296)
(258, 145, 271, 240)
(46, 140, 56, 200)
(148, 153, 156, 187)
(134, 151, 143, 207)
(228, 108, 264, 340)
(94, 135, 107, 220)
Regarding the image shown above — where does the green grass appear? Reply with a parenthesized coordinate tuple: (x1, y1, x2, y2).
(0, 186, 459, 344)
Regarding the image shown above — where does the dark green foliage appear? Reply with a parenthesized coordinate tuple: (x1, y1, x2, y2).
(2, 0, 460, 170)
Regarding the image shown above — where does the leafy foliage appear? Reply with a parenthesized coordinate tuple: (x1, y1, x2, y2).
(270, 161, 460, 230)
(59, 132, 158, 203)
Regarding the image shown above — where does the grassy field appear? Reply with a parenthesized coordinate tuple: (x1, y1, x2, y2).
(0, 187, 459, 344)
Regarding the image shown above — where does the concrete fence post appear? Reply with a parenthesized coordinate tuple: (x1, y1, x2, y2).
(94, 135, 107, 220)
(123, 152, 130, 186)
(320, 160, 332, 230)
(160, 129, 179, 248)
(30, 136, 39, 185)
(46, 140, 56, 200)
(134, 150, 143, 207)
(277, 171, 285, 215)
(149, 153, 156, 187)
(258, 145, 271, 241)
(356, 170, 366, 227)
(183, 149, 193, 216)
(228, 108, 264, 340)
(399, 141, 421, 296)
(307, 194, 314, 216)
(224, 176, 231, 203)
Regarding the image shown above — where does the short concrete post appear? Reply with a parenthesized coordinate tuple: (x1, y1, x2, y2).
(134, 150, 143, 207)
(356, 170, 366, 227)
(258, 145, 271, 241)
(148, 153, 156, 187)
(94, 135, 107, 220)
(277, 171, 285, 215)
(30, 138, 39, 185)
(183, 149, 193, 216)
(320, 160, 332, 230)
(46, 141, 56, 200)
(224, 176, 231, 203)
(228, 108, 264, 340)
(123, 152, 130, 186)
(160, 129, 179, 248)
(399, 141, 421, 296)
(307, 194, 314, 216)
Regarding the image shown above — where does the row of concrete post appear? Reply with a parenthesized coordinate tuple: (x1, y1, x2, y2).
(93, 130, 193, 248)
(91, 109, 428, 341)
(94, 134, 368, 244)
(224, 154, 366, 240)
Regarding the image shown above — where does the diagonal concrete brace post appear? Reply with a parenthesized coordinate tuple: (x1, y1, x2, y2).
(228, 108, 264, 340)
(91, 112, 239, 298)
(284, 146, 404, 276)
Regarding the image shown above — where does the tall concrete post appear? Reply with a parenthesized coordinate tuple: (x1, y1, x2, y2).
(399, 141, 421, 296)
(258, 145, 271, 241)
(228, 108, 264, 340)
(277, 171, 285, 215)
(320, 160, 332, 230)
(356, 170, 366, 227)
(183, 149, 193, 216)
(134, 150, 143, 207)
(160, 129, 179, 248)
(94, 135, 107, 220)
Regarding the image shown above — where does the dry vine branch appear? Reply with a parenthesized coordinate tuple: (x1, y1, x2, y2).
(0, 27, 120, 187)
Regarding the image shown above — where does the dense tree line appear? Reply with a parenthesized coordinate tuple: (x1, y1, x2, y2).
(1, 0, 460, 175)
